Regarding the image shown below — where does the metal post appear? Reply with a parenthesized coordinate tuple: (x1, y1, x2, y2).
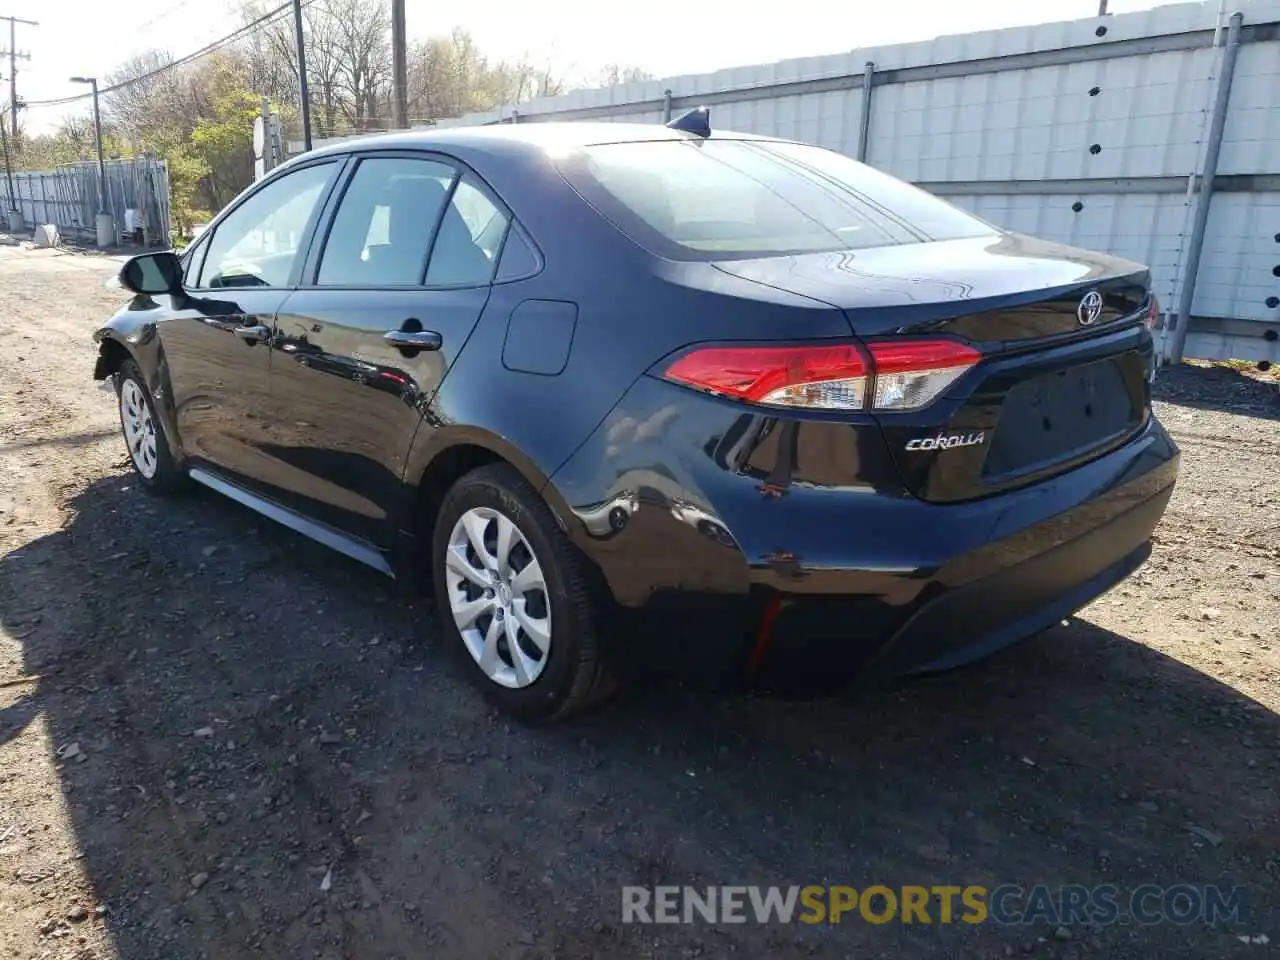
(391, 0, 408, 129)
(259, 96, 273, 176)
(0, 115, 14, 220)
(89, 79, 106, 214)
(293, 0, 313, 151)
(1168, 11, 1243, 363)
(8, 19, 14, 136)
(856, 61, 875, 162)
(1098, 0, 1109, 15)
(663, 89, 673, 123)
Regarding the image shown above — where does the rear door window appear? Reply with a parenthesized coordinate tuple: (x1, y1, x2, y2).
(425, 175, 508, 286)
(317, 157, 457, 286)
(495, 225, 539, 281)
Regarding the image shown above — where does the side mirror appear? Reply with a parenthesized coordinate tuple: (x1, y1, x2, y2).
(119, 252, 183, 296)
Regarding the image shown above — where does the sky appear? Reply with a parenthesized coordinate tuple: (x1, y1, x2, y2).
(11, 0, 1168, 133)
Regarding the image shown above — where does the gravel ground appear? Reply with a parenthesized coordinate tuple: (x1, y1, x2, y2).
(0, 245, 1277, 960)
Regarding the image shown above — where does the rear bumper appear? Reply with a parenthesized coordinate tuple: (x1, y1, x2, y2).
(556, 393, 1178, 687)
(748, 422, 1175, 691)
(856, 486, 1164, 684)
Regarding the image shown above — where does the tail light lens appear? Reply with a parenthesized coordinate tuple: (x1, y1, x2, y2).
(1144, 294, 1160, 331)
(663, 344, 869, 410)
(867, 340, 982, 411)
(663, 339, 980, 412)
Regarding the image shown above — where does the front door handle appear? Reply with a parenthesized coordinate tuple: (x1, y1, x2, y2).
(383, 330, 443, 351)
(235, 324, 272, 341)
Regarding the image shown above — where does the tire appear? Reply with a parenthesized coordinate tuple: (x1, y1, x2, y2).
(432, 463, 614, 721)
(115, 360, 185, 495)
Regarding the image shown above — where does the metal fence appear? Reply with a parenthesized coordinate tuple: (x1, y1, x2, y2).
(2, 155, 171, 248)
(294, 0, 1280, 366)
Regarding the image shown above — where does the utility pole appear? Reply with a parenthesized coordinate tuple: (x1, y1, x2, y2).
(0, 15, 36, 137)
(391, 0, 408, 129)
(0, 104, 16, 226)
(70, 75, 112, 246)
(292, 0, 312, 151)
(70, 76, 105, 213)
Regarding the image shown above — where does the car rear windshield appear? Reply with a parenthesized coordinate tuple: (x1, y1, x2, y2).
(558, 138, 993, 260)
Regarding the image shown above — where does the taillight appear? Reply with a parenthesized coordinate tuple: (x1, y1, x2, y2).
(663, 339, 980, 412)
(867, 340, 982, 411)
(663, 344, 869, 410)
(1144, 294, 1160, 331)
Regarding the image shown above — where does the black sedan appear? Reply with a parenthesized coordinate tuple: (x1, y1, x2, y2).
(95, 115, 1178, 720)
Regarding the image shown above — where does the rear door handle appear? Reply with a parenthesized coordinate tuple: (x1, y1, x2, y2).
(383, 330, 443, 351)
(235, 324, 272, 341)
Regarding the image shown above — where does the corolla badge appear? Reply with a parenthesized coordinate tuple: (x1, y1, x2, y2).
(1077, 290, 1104, 326)
(905, 431, 986, 452)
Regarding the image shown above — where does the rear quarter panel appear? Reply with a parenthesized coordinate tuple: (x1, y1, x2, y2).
(401, 145, 855, 526)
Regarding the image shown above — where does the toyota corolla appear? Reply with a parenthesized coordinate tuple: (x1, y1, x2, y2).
(94, 114, 1178, 720)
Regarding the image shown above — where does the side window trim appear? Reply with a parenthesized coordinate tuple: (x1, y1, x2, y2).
(418, 172, 463, 286)
(489, 218, 515, 278)
(297, 154, 360, 286)
(181, 234, 210, 288)
(189, 158, 342, 291)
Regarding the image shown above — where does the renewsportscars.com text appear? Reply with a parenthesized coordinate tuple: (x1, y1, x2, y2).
(621, 884, 1247, 927)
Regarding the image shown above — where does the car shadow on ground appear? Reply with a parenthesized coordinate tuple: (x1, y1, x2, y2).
(1, 474, 1276, 959)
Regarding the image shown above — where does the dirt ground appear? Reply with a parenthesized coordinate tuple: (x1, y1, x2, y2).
(0, 244, 1276, 960)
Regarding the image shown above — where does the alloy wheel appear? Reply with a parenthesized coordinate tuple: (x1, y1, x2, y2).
(120, 378, 159, 480)
(445, 506, 551, 689)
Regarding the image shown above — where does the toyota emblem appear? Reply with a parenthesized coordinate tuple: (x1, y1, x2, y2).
(1077, 291, 1104, 326)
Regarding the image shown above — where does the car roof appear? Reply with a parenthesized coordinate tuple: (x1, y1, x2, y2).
(303, 121, 776, 163)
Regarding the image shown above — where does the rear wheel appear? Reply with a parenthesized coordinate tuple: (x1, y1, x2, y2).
(116, 361, 185, 494)
(432, 463, 613, 721)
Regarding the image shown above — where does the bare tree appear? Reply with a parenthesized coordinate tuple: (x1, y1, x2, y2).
(239, 11, 300, 109)
(327, 0, 392, 131)
(404, 29, 584, 122)
(595, 63, 656, 87)
(241, 0, 350, 137)
(407, 29, 488, 121)
(20, 1, 660, 225)
(105, 50, 195, 145)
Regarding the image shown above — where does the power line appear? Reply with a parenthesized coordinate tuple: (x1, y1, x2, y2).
(24, 0, 309, 108)
(136, 0, 202, 35)
(25, 3, 294, 106)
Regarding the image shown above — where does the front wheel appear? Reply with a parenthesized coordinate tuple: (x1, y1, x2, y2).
(116, 360, 185, 494)
(431, 463, 614, 721)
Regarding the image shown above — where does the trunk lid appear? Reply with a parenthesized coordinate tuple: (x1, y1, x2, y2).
(712, 233, 1150, 348)
(715, 233, 1155, 503)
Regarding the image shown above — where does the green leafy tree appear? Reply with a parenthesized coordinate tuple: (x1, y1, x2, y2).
(163, 144, 211, 240)
(188, 56, 262, 209)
